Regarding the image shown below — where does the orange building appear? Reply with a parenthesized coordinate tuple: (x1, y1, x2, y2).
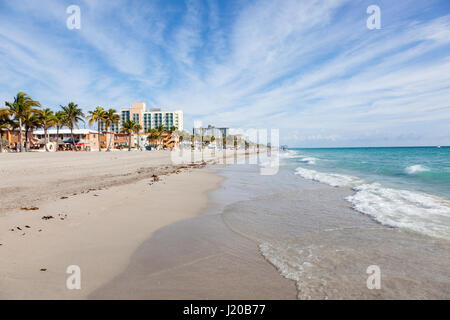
(33, 129, 100, 151)
(113, 133, 132, 148)
(97, 131, 136, 150)
(1, 128, 35, 150)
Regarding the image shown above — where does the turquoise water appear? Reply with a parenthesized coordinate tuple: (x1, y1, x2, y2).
(289, 146, 450, 199)
(282, 146, 450, 240)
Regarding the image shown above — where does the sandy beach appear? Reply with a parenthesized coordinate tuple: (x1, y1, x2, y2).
(0, 152, 207, 299)
(0, 151, 210, 298)
(0, 150, 294, 299)
(2, 150, 448, 300)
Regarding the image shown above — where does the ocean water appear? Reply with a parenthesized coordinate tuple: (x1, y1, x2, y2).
(209, 147, 450, 299)
(289, 147, 450, 240)
(290, 147, 450, 198)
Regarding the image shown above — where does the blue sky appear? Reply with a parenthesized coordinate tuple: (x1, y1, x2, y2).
(0, 0, 449, 147)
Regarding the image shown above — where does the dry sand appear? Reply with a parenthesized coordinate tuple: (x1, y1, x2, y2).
(0, 150, 294, 299)
(1, 150, 197, 215)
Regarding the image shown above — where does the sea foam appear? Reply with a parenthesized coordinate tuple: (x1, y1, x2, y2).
(299, 157, 318, 165)
(346, 183, 450, 240)
(295, 167, 362, 187)
(295, 166, 450, 240)
(259, 242, 318, 299)
(405, 164, 430, 174)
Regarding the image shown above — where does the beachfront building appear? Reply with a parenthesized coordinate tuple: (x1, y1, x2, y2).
(194, 125, 229, 139)
(1, 128, 20, 149)
(33, 129, 100, 151)
(192, 125, 230, 149)
(100, 102, 183, 134)
(1, 128, 36, 150)
(99, 132, 133, 149)
(134, 133, 148, 149)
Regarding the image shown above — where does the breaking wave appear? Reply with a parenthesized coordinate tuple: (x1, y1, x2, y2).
(346, 183, 450, 240)
(405, 164, 430, 175)
(294, 167, 362, 187)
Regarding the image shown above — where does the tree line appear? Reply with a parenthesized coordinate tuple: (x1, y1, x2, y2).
(0, 91, 183, 152)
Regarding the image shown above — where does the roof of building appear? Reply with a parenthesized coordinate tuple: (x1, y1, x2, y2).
(120, 107, 182, 113)
(33, 129, 98, 135)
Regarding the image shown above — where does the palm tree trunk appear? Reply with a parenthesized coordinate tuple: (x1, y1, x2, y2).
(107, 126, 112, 151)
(44, 127, 49, 152)
(128, 133, 132, 151)
(55, 127, 59, 152)
(24, 127, 29, 152)
(71, 127, 76, 152)
(26, 130, 30, 152)
(19, 118, 23, 152)
(98, 122, 101, 152)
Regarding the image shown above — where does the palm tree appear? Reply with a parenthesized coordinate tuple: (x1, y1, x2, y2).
(147, 128, 160, 147)
(0, 109, 12, 153)
(4, 92, 41, 152)
(88, 106, 106, 152)
(61, 102, 85, 151)
(191, 134, 202, 150)
(54, 110, 66, 148)
(38, 108, 56, 152)
(134, 124, 142, 150)
(105, 109, 120, 151)
(22, 110, 42, 151)
(156, 124, 166, 133)
(156, 124, 167, 148)
(121, 120, 139, 151)
(0, 108, 10, 122)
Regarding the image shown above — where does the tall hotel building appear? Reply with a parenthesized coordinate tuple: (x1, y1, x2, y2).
(101, 102, 183, 133)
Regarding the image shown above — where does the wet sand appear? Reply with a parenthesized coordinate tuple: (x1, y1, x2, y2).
(90, 213, 296, 299)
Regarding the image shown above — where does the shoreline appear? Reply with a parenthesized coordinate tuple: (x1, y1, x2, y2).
(90, 164, 297, 300)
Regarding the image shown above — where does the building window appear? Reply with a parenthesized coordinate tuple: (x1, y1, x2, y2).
(121, 111, 130, 123)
